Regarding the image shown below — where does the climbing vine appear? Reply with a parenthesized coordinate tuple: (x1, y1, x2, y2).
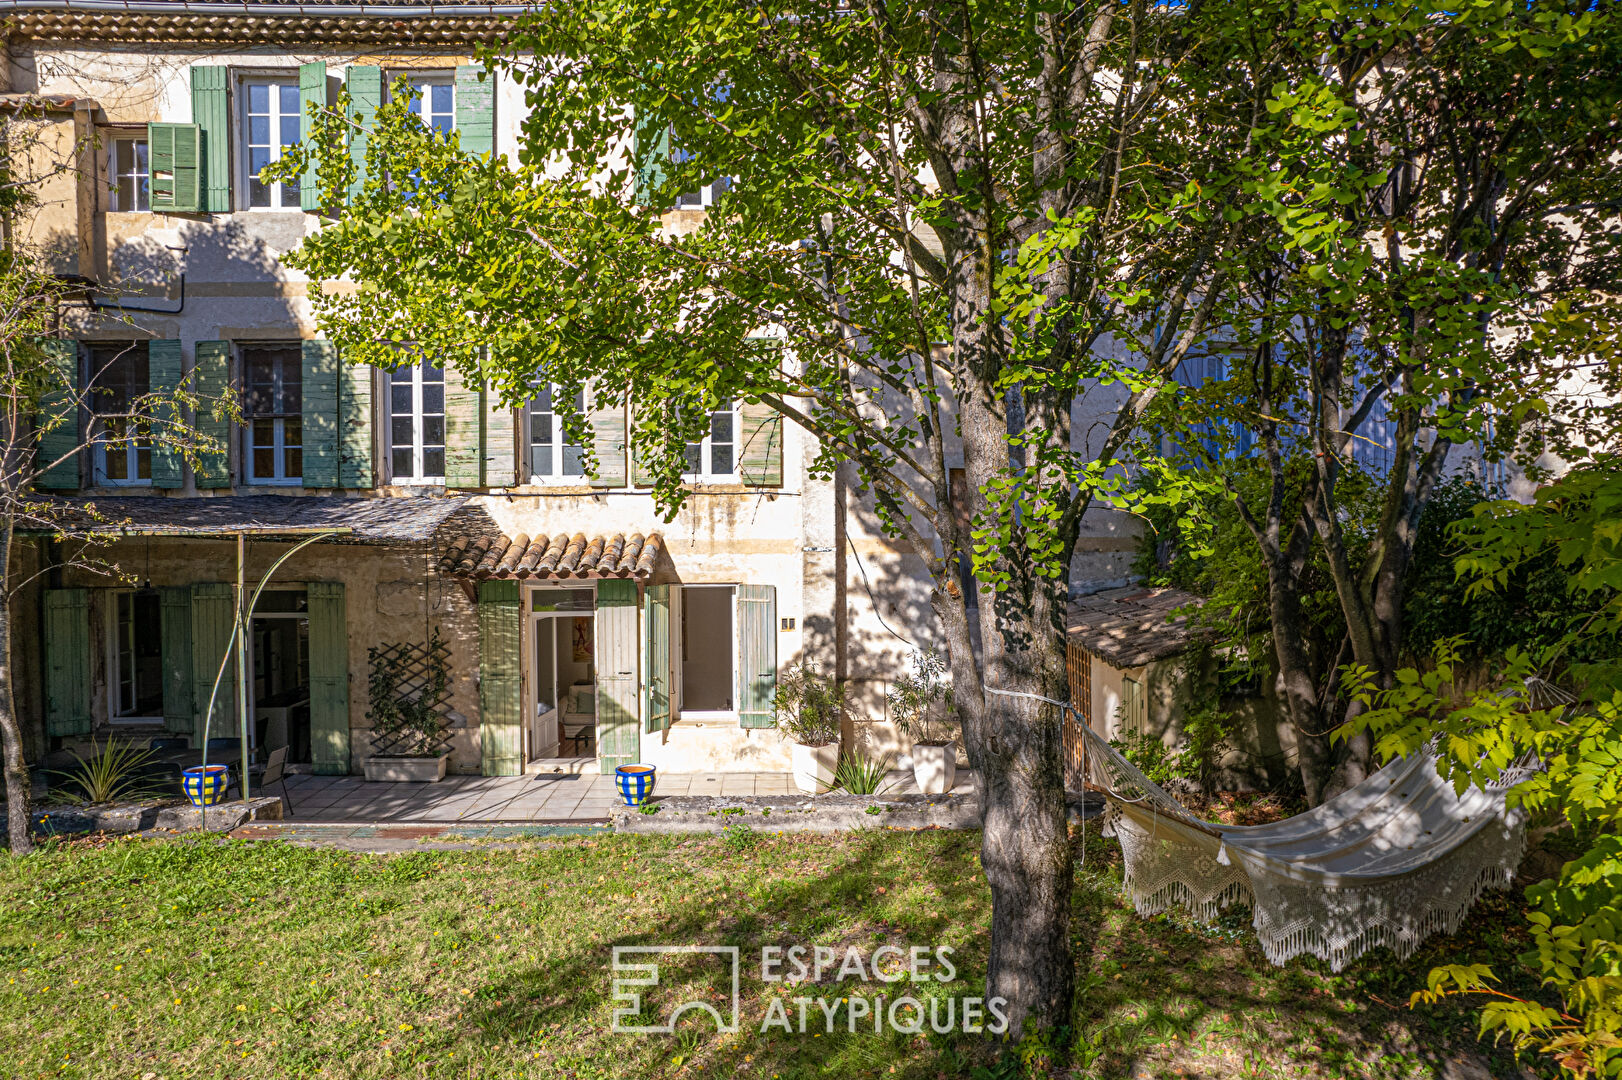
(366, 629, 452, 757)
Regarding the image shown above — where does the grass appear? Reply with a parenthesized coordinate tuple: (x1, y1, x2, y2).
(0, 828, 1548, 1079)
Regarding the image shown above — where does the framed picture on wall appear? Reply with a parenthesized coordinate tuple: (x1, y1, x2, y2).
(572, 616, 593, 662)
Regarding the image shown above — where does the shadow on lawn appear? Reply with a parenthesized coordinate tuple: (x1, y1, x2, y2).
(464, 829, 997, 1077)
(450, 828, 1536, 1080)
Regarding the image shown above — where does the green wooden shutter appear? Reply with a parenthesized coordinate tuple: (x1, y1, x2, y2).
(455, 64, 494, 157)
(35, 338, 80, 490)
(644, 584, 671, 733)
(160, 587, 193, 735)
(483, 389, 515, 487)
(444, 364, 484, 487)
(478, 580, 522, 776)
(299, 62, 327, 211)
(595, 578, 640, 769)
(346, 65, 383, 201)
(737, 585, 777, 728)
(302, 340, 339, 488)
(190, 65, 230, 212)
(193, 341, 232, 488)
(147, 122, 202, 213)
(338, 359, 374, 489)
(148, 339, 184, 488)
(190, 583, 236, 745)
(43, 588, 91, 737)
(739, 400, 783, 486)
(631, 106, 670, 206)
(589, 398, 627, 488)
(308, 582, 351, 774)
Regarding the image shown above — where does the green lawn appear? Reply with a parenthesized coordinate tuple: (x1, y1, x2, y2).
(0, 828, 1542, 1079)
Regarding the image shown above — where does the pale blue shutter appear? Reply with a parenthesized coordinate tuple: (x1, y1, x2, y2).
(44, 589, 91, 736)
(299, 62, 327, 211)
(190, 65, 230, 212)
(737, 585, 776, 728)
(148, 339, 184, 488)
(595, 579, 641, 769)
(308, 582, 350, 774)
(478, 580, 523, 775)
(346, 65, 384, 201)
(302, 340, 340, 488)
(454, 65, 494, 157)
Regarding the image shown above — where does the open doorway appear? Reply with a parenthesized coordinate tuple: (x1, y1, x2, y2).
(680, 585, 734, 713)
(251, 590, 310, 763)
(107, 589, 164, 723)
(527, 585, 596, 760)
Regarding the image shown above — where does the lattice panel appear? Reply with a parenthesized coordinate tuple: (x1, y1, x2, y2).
(366, 635, 454, 758)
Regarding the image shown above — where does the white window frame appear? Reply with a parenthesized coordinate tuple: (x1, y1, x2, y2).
(684, 400, 740, 482)
(242, 344, 303, 486)
(238, 76, 303, 210)
(387, 361, 446, 485)
(88, 341, 152, 487)
(527, 382, 588, 484)
(106, 589, 163, 722)
(391, 70, 457, 135)
(105, 135, 150, 213)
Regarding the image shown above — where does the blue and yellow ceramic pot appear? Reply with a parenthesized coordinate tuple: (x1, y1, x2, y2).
(614, 763, 657, 806)
(181, 765, 230, 807)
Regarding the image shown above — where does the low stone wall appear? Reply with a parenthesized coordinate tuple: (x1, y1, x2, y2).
(34, 797, 285, 837)
(611, 791, 1102, 835)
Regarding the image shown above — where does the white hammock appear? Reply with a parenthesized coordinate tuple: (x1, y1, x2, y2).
(1075, 720, 1533, 971)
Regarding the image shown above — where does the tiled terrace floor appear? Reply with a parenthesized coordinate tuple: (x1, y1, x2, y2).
(275, 762, 973, 820)
(274, 769, 968, 823)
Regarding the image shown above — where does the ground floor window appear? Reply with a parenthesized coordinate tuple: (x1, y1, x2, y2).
(680, 585, 734, 712)
(108, 590, 162, 720)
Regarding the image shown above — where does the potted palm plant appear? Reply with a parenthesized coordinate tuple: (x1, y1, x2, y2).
(773, 663, 844, 794)
(889, 650, 959, 794)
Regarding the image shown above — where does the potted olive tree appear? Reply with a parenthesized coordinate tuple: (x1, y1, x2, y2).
(889, 650, 959, 794)
(773, 663, 844, 795)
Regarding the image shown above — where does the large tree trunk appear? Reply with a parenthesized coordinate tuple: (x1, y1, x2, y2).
(945, 281, 1076, 1034)
(0, 524, 32, 855)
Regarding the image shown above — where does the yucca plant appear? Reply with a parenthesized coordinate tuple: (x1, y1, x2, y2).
(49, 737, 161, 805)
(831, 751, 893, 796)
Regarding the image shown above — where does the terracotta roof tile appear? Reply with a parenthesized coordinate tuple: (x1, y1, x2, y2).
(437, 529, 663, 580)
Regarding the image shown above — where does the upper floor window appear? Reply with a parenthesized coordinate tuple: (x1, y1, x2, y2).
(242, 79, 302, 209)
(685, 400, 737, 479)
(89, 341, 151, 486)
(528, 383, 585, 482)
(389, 361, 445, 483)
(107, 137, 150, 213)
(399, 73, 456, 136)
(243, 343, 302, 483)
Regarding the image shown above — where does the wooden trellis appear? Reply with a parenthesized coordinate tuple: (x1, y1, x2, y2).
(366, 633, 454, 758)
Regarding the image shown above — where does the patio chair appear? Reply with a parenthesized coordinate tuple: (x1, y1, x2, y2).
(149, 736, 188, 751)
(260, 745, 294, 818)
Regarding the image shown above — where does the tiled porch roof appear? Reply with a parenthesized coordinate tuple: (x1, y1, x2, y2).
(438, 531, 663, 580)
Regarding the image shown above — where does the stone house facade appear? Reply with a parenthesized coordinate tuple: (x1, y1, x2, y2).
(5, 0, 1144, 779)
